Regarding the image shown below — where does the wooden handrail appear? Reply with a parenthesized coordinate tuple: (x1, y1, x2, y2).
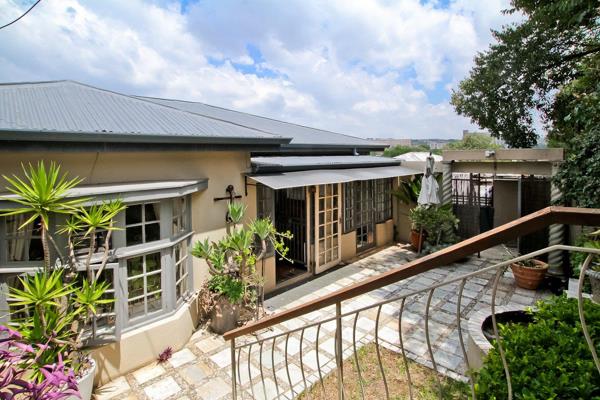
(224, 206, 600, 340)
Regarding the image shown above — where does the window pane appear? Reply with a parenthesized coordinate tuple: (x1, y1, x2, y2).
(126, 226, 143, 246)
(146, 273, 161, 293)
(127, 256, 144, 277)
(147, 292, 162, 313)
(128, 298, 145, 318)
(128, 277, 144, 299)
(145, 203, 160, 222)
(126, 204, 142, 225)
(145, 222, 160, 242)
(146, 252, 161, 273)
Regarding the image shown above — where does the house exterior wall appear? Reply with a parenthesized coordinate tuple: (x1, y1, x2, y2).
(376, 219, 394, 248)
(0, 150, 254, 384)
(341, 231, 357, 261)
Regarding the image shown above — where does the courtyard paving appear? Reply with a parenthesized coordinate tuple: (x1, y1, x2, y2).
(94, 244, 550, 400)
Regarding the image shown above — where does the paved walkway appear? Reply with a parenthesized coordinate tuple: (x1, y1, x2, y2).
(95, 245, 550, 400)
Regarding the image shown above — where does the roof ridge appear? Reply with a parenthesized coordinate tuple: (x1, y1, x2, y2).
(0, 79, 70, 87)
(136, 95, 370, 143)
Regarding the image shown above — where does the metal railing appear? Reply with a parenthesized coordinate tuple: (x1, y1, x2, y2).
(225, 207, 600, 399)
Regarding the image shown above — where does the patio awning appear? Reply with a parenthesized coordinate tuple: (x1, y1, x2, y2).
(0, 179, 208, 209)
(248, 165, 420, 190)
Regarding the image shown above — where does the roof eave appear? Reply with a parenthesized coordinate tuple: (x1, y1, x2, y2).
(0, 128, 292, 146)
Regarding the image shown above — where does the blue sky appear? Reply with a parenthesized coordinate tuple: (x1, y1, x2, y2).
(0, 0, 518, 139)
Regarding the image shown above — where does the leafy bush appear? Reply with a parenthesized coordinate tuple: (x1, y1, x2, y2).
(571, 231, 600, 277)
(409, 204, 459, 254)
(475, 295, 600, 399)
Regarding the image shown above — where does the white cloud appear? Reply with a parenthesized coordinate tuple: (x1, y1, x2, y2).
(0, 0, 518, 139)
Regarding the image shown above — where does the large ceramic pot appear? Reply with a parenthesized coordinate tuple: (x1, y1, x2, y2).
(510, 260, 548, 290)
(210, 296, 240, 334)
(410, 229, 425, 250)
(67, 358, 96, 400)
(585, 269, 600, 304)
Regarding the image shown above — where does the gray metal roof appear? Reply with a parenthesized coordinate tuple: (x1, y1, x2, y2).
(138, 96, 382, 149)
(0, 81, 288, 145)
(249, 165, 420, 190)
(251, 155, 400, 172)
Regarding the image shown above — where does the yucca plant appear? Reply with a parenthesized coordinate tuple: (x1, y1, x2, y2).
(1, 162, 88, 270)
(1, 162, 121, 393)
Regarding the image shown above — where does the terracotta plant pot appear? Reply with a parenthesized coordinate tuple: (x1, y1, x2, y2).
(410, 229, 425, 250)
(210, 296, 240, 334)
(585, 269, 600, 304)
(510, 260, 548, 290)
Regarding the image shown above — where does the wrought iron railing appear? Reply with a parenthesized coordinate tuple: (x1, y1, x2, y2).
(225, 207, 600, 399)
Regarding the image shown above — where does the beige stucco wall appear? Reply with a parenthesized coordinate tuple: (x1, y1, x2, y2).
(91, 297, 199, 385)
(341, 231, 357, 261)
(392, 177, 412, 244)
(376, 219, 394, 247)
(260, 256, 277, 294)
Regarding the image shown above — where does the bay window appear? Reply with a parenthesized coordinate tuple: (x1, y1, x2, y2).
(0, 193, 194, 336)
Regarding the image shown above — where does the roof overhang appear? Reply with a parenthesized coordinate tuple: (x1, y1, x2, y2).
(251, 155, 401, 173)
(0, 179, 208, 209)
(0, 128, 291, 146)
(248, 165, 420, 190)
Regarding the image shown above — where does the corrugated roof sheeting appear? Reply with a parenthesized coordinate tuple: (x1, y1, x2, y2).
(138, 96, 380, 148)
(251, 155, 400, 169)
(249, 165, 420, 190)
(0, 81, 284, 141)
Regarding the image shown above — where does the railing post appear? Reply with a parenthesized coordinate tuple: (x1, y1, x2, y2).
(335, 301, 344, 400)
(230, 338, 237, 400)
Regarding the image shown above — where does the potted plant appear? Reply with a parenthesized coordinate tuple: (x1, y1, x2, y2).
(408, 204, 459, 253)
(503, 246, 548, 290)
(191, 202, 291, 334)
(408, 205, 428, 250)
(0, 162, 124, 399)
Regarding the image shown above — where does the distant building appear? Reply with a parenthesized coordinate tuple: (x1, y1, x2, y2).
(366, 138, 412, 148)
(427, 141, 447, 150)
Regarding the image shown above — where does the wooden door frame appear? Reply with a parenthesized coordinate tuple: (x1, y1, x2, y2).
(314, 183, 342, 274)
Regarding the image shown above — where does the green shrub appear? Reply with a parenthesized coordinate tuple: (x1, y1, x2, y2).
(475, 295, 600, 399)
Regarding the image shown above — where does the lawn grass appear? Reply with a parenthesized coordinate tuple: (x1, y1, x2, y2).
(298, 343, 469, 400)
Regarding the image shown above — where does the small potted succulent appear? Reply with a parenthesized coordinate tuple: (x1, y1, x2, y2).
(192, 202, 291, 334)
(1, 162, 123, 399)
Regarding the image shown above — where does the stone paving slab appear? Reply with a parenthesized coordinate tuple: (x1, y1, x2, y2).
(95, 244, 550, 399)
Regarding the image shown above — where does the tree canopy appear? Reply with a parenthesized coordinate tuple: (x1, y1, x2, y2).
(451, 0, 599, 208)
(451, 0, 600, 148)
(445, 133, 502, 150)
(382, 144, 441, 158)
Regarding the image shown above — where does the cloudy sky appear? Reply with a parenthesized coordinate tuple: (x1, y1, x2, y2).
(0, 0, 519, 139)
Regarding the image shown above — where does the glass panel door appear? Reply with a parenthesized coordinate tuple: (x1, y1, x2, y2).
(315, 183, 341, 274)
(355, 180, 376, 252)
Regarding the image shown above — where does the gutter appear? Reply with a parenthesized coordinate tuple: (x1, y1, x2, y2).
(0, 128, 292, 146)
